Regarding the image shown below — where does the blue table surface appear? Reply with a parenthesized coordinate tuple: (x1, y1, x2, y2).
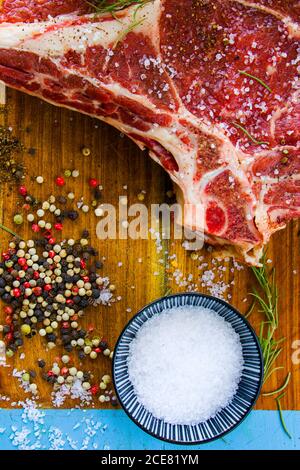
(0, 409, 299, 450)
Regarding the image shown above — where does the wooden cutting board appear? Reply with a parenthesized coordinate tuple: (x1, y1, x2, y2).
(0, 87, 299, 410)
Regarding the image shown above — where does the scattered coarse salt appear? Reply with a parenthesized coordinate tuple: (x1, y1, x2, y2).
(127, 306, 244, 425)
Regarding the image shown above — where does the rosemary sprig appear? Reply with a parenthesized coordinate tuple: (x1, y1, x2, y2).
(276, 392, 292, 439)
(239, 70, 272, 93)
(251, 255, 281, 384)
(250, 257, 293, 439)
(233, 122, 269, 146)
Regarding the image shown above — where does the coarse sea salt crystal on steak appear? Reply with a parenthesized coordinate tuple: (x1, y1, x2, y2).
(0, 0, 299, 265)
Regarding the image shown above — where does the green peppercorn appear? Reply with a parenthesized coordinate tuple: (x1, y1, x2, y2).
(13, 214, 23, 225)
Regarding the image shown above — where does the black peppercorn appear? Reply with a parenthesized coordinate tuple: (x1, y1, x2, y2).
(92, 289, 100, 299)
(78, 351, 85, 360)
(3, 325, 10, 335)
(62, 335, 71, 344)
(99, 340, 108, 351)
(57, 196, 67, 205)
(68, 210, 79, 221)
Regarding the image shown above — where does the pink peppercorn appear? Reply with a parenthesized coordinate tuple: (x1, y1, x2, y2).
(4, 306, 13, 315)
(6, 332, 13, 343)
(32, 224, 40, 233)
(91, 384, 99, 395)
(89, 178, 99, 188)
(43, 230, 52, 239)
(33, 287, 42, 296)
(12, 288, 21, 298)
(18, 185, 27, 196)
(55, 176, 65, 186)
(18, 258, 27, 266)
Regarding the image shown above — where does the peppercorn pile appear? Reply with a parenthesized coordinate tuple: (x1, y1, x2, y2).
(0, 235, 113, 358)
(0, 125, 24, 183)
(0, 152, 120, 407)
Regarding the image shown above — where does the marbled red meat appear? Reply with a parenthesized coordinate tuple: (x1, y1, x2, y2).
(0, 0, 299, 264)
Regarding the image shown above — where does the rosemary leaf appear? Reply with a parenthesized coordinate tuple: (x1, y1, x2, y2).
(232, 122, 269, 146)
(276, 393, 292, 439)
(113, 18, 144, 47)
(0, 223, 18, 237)
(244, 300, 255, 318)
(239, 70, 272, 93)
(164, 287, 172, 297)
(263, 372, 291, 397)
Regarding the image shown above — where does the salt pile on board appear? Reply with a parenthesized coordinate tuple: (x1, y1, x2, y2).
(127, 306, 244, 425)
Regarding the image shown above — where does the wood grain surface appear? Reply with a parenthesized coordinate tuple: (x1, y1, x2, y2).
(0, 89, 299, 410)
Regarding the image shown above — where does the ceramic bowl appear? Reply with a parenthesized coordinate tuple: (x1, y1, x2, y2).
(113, 293, 263, 445)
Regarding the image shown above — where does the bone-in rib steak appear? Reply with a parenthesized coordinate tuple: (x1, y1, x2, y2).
(0, 0, 299, 264)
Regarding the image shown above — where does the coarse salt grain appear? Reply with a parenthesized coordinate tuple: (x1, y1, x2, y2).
(127, 306, 244, 425)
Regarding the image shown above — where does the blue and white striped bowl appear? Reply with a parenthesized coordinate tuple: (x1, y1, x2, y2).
(113, 293, 263, 445)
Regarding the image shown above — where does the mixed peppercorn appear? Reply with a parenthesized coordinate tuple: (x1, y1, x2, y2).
(0, 165, 117, 406)
(0, 235, 112, 358)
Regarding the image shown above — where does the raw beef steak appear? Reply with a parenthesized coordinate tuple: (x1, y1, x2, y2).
(0, 0, 299, 264)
